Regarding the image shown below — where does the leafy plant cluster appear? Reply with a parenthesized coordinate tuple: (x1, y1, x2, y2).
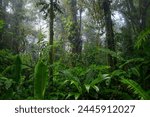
(0, 29, 150, 100)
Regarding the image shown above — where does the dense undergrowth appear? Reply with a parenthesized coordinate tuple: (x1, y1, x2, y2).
(0, 0, 150, 100)
(0, 33, 150, 100)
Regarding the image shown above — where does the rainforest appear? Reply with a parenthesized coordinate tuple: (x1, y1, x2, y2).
(0, 0, 150, 100)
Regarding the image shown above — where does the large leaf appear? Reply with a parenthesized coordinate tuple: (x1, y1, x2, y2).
(85, 84, 90, 93)
(119, 58, 144, 69)
(85, 74, 110, 93)
(66, 92, 80, 100)
(90, 74, 110, 86)
(34, 60, 48, 99)
(92, 85, 99, 92)
(121, 78, 150, 100)
(70, 80, 82, 94)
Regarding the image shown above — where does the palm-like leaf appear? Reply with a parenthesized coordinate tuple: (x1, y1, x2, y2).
(135, 28, 150, 49)
(36, 0, 62, 19)
(121, 78, 150, 100)
(85, 74, 110, 93)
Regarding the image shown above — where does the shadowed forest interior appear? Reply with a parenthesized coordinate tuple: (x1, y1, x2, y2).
(0, 0, 150, 100)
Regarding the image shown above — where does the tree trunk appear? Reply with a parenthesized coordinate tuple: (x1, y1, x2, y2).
(79, 8, 82, 48)
(0, 0, 2, 19)
(139, 0, 150, 30)
(0, 0, 3, 41)
(49, 0, 54, 87)
(70, 0, 82, 54)
(103, 0, 116, 70)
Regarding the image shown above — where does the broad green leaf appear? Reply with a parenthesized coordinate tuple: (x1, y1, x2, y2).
(92, 85, 99, 92)
(111, 70, 126, 77)
(102, 74, 110, 79)
(85, 84, 90, 93)
(90, 73, 110, 86)
(90, 76, 103, 86)
(66, 93, 80, 100)
(34, 60, 48, 99)
(74, 93, 80, 100)
(70, 80, 82, 94)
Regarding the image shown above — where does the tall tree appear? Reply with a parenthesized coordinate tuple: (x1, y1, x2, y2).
(0, 0, 3, 42)
(102, 0, 116, 69)
(36, 0, 62, 89)
(11, 0, 25, 53)
(69, 0, 82, 54)
(139, 0, 150, 30)
(114, 0, 150, 57)
(49, 0, 54, 86)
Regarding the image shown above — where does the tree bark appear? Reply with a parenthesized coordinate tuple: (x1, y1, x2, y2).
(49, 0, 54, 86)
(79, 8, 82, 46)
(69, 0, 82, 54)
(103, 0, 116, 70)
(0, 0, 3, 41)
(139, 0, 150, 30)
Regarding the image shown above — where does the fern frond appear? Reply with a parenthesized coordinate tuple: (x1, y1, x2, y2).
(119, 58, 144, 69)
(121, 78, 150, 100)
(135, 28, 150, 49)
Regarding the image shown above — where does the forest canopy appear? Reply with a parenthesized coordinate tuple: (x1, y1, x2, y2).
(0, 0, 150, 100)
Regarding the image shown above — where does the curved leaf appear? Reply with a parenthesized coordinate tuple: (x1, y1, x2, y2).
(85, 84, 90, 93)
(34, 60, 48, 99)
(66, 92, 80, 100)
(121, 78, 150, 100)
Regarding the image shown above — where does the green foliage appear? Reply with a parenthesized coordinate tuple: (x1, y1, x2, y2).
(13, 55, 22, 83)
(62, 16, 77, 43)
(0, 76, 14, 99)
(134, 28, 150, 58)
(119, 58, 144, 68)
(37, 31, 46, 43)
(82, 45, 124, 66)
(0, 20, 4, 32)
(34, 60, 48, 99)
(0, 50, 14, 73)
(52, 64, 111, 100)
(0, 76, 13, 90)
(121, 78, 150, 100)
(99, 48, 124, 61)
(36, 0, 62, 19)
(1, 0, 150, 100)
(135, 28, 150, 49)
(85, 74, 110, 93)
